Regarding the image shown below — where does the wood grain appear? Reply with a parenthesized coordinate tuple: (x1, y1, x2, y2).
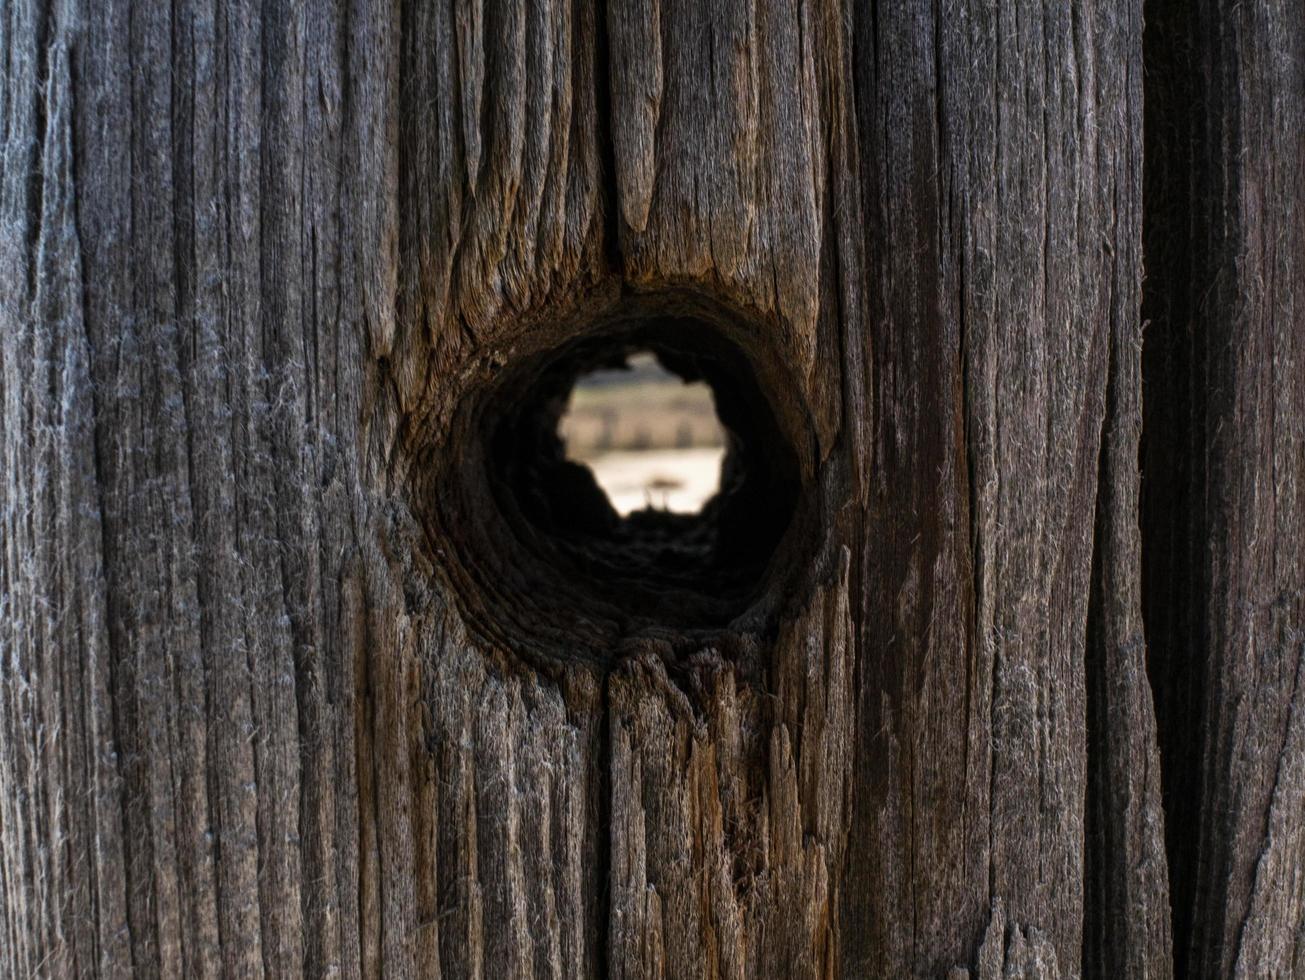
(0, 1, 1300, 977)
(1143, 0, 1305, 975)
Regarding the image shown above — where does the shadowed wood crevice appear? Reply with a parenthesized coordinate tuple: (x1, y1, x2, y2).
(1141, 1, 1305, 975)
(1140, 5, 1226, 967)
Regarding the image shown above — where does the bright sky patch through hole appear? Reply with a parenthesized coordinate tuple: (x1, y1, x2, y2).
(559, 353, 725, 516)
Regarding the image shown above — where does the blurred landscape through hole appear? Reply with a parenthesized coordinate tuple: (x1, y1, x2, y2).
(559, 352, 726, 516)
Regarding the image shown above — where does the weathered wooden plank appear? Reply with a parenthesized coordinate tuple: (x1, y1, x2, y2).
(1, 6, 132, 976)
(2, 0, 1300, 977)
(844, 1, 1170, 975)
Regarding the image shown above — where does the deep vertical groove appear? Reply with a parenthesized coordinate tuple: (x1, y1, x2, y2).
(595, 671, 614, 980)
(1139, 3, 1211, 973)
(23, 0, 52, 298)
(593, 0, 624, 276)
(1082, 363, 1112, 980)
(1141, 1, 1305, 971)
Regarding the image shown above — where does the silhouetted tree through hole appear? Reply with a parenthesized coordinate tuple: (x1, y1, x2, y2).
(558, 352, 725, 515)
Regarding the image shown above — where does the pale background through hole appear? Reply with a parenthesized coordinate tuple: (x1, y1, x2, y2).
(559, 353, 726, 515)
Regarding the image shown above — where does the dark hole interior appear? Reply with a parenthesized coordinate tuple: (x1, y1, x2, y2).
(431, 311, 810, 655)
(489, 321, 800, 624)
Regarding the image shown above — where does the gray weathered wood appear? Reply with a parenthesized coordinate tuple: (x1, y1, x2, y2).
(0, 1, 1300, 977)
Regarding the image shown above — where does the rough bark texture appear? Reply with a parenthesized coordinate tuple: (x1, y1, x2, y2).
(0, 2, 1299, 979)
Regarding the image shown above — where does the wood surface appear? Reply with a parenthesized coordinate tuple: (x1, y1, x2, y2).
(1, 0, 1301, 976)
